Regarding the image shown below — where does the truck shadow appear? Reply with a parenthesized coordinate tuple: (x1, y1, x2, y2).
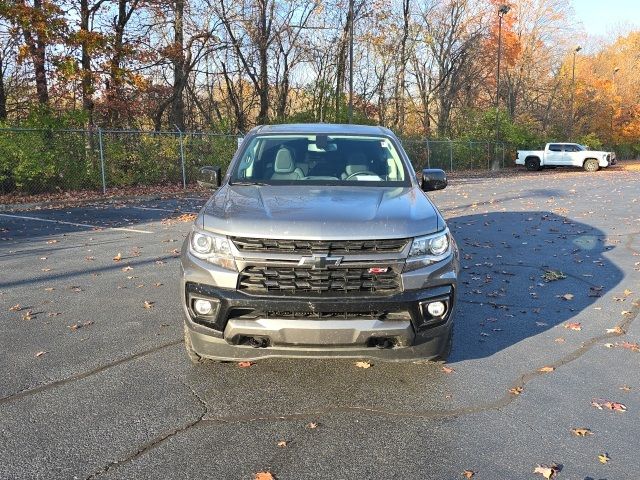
(174, 209, 625, 421)
(446, 210, 623, 362)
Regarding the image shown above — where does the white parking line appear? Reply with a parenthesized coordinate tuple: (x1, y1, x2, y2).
(0, 213, 153, 234)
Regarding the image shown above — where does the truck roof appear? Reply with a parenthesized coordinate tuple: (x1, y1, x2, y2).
(249, 123, 395, 137)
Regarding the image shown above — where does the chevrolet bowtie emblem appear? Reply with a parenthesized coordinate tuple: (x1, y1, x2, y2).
(298, 254, 343, 269)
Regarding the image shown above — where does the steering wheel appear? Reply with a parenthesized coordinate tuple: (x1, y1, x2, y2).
(345, 170, 379, 180)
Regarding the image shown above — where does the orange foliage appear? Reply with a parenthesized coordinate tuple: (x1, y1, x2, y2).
(573, 31, 640, 144)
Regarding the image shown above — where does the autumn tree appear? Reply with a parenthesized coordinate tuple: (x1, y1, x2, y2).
(0, 0, 67, 106)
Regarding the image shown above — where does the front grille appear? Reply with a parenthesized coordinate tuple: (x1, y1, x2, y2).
(267, 311, 383, 319)
(227, 309, 410, 321)
(231, 237, 409, 254)
(238, 265, 400, 294)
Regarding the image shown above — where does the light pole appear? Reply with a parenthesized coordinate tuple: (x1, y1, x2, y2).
(611, 67, 620, 144)
(347, 0, 354, 124)
(569, 45, 581, 140)
(493, 4, 510, 170)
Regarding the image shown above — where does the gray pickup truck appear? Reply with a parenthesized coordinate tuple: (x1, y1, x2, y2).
(180, 124, 459, 363)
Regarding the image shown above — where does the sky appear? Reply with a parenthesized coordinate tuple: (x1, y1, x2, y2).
(572, 0, 640, 36)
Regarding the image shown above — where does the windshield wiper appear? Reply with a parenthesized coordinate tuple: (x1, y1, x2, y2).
(229, 180, 269, 186)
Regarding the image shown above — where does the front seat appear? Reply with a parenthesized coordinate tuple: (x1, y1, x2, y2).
(271, 147, 304, 180)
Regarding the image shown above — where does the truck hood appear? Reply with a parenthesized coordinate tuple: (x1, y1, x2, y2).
(200, 185, 442, 239)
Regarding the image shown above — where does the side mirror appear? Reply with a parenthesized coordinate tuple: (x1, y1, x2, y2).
(421, 168, 447, 191)
(198, 166, 222, 189)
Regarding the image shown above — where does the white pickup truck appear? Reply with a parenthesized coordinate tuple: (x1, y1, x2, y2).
(516, 143, 616, 172)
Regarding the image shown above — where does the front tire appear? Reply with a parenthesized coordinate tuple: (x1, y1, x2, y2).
(436, 328, 454, 362)
(525, 157, 541, 171)
(583, 159, 599, 172)
(184, 325, 205, 364)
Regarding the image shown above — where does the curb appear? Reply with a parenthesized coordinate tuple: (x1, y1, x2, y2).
(0, 191, 208, 212)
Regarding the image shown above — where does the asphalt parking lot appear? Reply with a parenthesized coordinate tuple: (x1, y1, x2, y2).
(1, 165, 639, 480)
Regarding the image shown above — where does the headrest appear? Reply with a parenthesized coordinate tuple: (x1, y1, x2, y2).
(274, 147, 295, 173)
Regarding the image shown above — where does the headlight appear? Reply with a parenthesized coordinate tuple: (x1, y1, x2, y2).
(192, 232, 213, 254)
(409, 231, 450, 258)
(189, 229, 235, 270)
(405, 231, 451, 272)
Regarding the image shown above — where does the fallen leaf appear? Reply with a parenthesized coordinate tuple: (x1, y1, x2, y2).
(619, 341, 640, 352)
(591, 400, 627, 412)
(306, 422, 319, 429)
(606, 326, 624, 334)
(442, 366, 455, 374)
(564, 322, 582, 331)
(571, 428, 593, 437)
(462, 470, 475, 478)
(35, 351, 47, 357)
(539, 366, 555, 373)
(561, 293, 574, 300)
(22, 310, 33, 321)
(355, 361, 372, 369)
(588, 286, 603, 297)
(534, 464, 559, 479)
(254, 472, 275, 480)
(153, 282, 163, 287)
(277, 440, 288, 448)
(9, 304, 20, 311)
(68, 321, 94, 331)
(237, 361, 254, 368)
(509, 386, 523, 395)
(623, 289, 632, 297)
(598, 453, 610, 464)
(143, 301, 154, 309)
(113, 253, 122, 262)
(542, 270, 566, 282)
(619, 385, 631, 392)
(122, 266, 133, 272)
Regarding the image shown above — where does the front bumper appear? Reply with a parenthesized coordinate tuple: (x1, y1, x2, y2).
(181, 244, 458, 362)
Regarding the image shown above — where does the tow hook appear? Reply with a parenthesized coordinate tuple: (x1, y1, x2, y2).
(375, 338, 393, 349)
(248, 336, 268, 348)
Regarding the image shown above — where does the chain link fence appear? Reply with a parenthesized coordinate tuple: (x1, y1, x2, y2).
(0, 128, 516, 197)
(401, 139, 513, 172)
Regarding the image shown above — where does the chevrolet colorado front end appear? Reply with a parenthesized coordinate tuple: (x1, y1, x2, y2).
(180, 124, 459, 363)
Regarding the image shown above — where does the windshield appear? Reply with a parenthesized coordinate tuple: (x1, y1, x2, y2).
(229, 134, 410, 186)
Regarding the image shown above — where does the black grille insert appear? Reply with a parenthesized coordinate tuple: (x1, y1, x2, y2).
(238, 265, 400, 294)
(264, 311, 383, 320)
(231, 237, 409, 254)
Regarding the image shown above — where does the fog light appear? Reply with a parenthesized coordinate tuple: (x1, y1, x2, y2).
(194, 299, 213, 315)
(426, 301, 446, 317)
